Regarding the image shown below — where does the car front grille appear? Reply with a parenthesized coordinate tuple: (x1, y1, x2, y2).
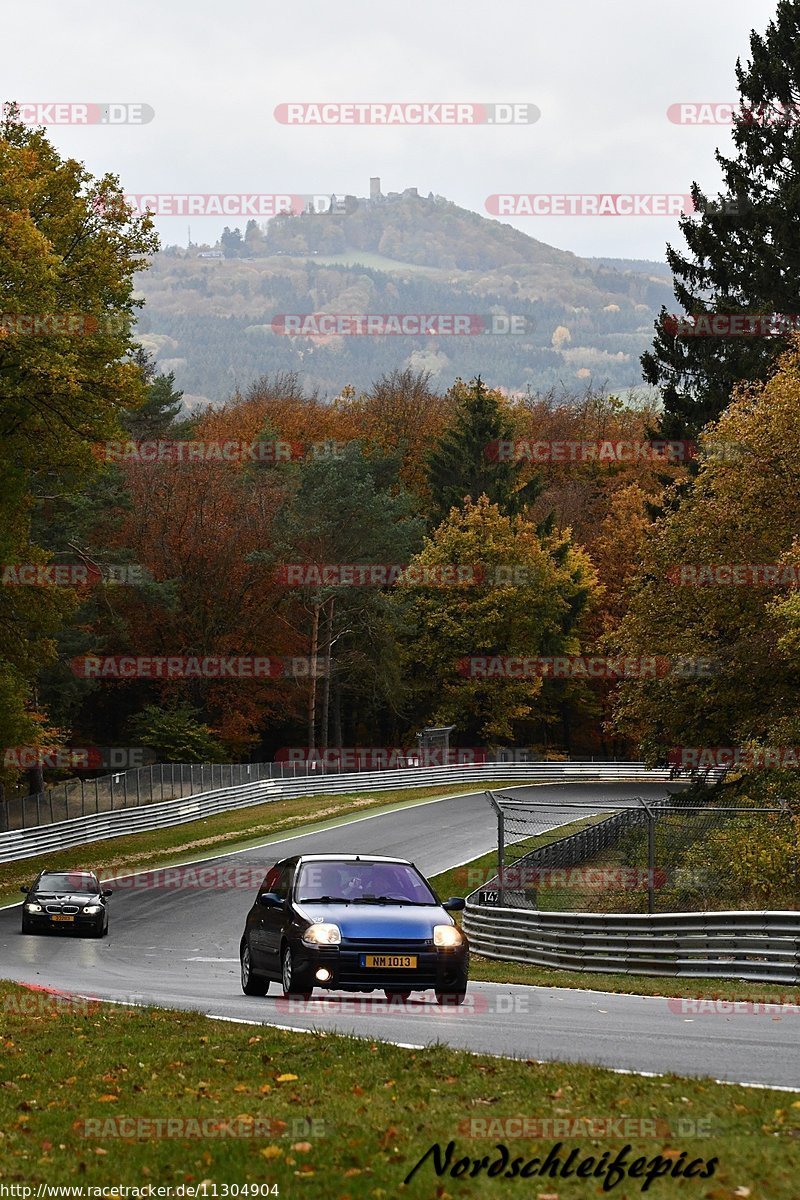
(45, 904, 79, 914)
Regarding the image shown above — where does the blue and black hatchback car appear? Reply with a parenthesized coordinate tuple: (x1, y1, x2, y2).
(240, 853, 469, 1004)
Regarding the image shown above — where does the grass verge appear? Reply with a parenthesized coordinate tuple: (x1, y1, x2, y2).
(0, 981, 795, 1197)
(0, 780, 519, 908)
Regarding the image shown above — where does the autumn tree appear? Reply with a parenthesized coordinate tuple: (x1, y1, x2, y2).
(394, 495, 597, 744)
(265, 443, 424, 749)
(613, 339, 800, 762)
(0, 107, 157, 789)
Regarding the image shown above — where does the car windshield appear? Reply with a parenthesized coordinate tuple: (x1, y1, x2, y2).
(295, 861, 437, 905)
(37, 873, 98, 893)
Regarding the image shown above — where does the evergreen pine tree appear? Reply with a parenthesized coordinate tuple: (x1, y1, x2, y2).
(426, 377, 541, 526)
(643, 0, 800, 439)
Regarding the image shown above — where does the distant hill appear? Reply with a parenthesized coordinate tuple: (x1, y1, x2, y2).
(134, 190, 673, 405)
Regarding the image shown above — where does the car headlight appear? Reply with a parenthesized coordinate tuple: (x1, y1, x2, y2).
(434, 924, 463, 948)
(82, 905, 102, 915)
(302, 923, 341, 946)
(24, 902, 42, 913)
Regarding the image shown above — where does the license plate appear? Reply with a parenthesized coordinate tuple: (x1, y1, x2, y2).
(51, 915, 74, 923)
(361, 954, 417, 969)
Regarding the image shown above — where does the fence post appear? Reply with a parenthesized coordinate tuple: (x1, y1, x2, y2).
(497, 806, 505, 907)
(485, 792, 505, 906)
(135, 769, 141, 807)
(647, 811, 655, 914)
(123, 772, 128, 808)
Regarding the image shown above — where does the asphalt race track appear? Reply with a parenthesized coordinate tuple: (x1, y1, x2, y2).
(1, 782, 797, 1090)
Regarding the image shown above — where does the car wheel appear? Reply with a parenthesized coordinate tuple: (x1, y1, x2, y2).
(240, 940, 269, 996)
(384, 989, 411, 1002)
(435, 990, 468, 1006)
(281, 944, 312, 1000)
(21, 919, 33, 935)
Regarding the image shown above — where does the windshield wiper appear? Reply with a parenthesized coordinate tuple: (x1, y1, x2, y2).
(351, 896, 429, 906)
(297, 895, 351, 904)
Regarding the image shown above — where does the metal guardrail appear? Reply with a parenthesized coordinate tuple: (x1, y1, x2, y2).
(0, 762, 672, 865)
(463, 903, 800, 984)
(2, 761, 315, 831)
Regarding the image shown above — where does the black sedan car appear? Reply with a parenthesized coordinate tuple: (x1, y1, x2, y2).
(21, 869, 112, 937)
(240, 853, 469, 1004)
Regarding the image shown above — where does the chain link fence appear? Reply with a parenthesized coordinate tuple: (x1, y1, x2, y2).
(475, 789, 799, 914)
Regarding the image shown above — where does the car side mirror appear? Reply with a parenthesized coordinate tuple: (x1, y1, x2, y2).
(102, 890, 113, 898)
(20, 886, 29, 895)
(257, 891, 285, 909)
(443, 897, 466, 912)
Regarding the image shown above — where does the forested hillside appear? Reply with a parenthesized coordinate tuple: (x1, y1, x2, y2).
(136, 191, 671, 404)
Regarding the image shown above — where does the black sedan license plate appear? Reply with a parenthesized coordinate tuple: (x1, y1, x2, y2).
(51, 915, 74, 923)
(361, 954, 417, 969)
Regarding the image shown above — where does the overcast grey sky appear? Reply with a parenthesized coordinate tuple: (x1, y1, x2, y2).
(2, 0, 779, 261)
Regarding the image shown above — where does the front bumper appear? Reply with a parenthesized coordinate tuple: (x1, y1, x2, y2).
(292, 940, 469, 992)
(22, 911, 104, 934)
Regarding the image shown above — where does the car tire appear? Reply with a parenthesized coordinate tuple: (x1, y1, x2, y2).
(435, 990, 468, 1007)
(281, 944, 312, 1000)
(384, 989, 411, 1003)
(89, 922, 106, 939)
(240, 940, 269, 996)
(20, 919, 33, 936)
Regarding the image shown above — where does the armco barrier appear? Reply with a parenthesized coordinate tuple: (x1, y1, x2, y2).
(462, 903, 800, 984)
(0, 762, 672, 864)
